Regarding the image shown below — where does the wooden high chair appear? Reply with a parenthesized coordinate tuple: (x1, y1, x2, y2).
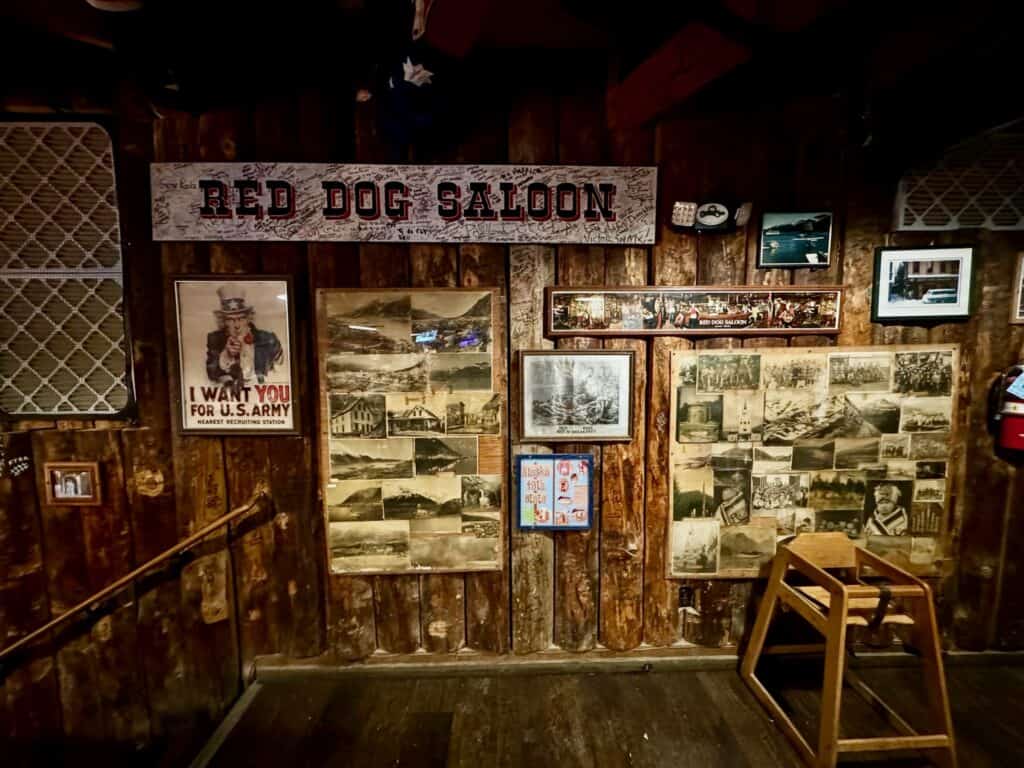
(739, 533, 956, 768)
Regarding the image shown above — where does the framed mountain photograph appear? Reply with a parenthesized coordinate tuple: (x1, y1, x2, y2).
(872, 246, 975, 322)
(758, 211, 834, 268)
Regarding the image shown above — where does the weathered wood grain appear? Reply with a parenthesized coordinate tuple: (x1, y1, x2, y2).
(652, 119, 699, 286)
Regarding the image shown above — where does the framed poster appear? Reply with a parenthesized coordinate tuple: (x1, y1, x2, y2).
(668, 344, 959, 579)
(1012, 253, 1024, 324)
(43, 461, 102, 506)
(172, 277, 299, 434)
(516, 454, 594, 531)
(872, 246, 975, 322)
(318, 288, 506, 575)
(546, 286, 842, 337)
(758, 211, 834, 268)
(519, 350, 635, 442)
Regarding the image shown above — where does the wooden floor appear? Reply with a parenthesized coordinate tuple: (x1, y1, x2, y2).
(200, 661, 1024, 767)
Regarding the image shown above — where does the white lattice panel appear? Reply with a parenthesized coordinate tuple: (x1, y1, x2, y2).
(895, 125, 1024, 231)
(0, 122, 129, 415)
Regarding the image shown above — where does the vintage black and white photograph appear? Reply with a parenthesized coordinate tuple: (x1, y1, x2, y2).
(751, 474, 808, 511)
(677, 360, 698, 387)
(809, 471, 866, 510)
(697, 354, 761, 391)
(428, 353, 492, 392)
(711, 443, 753, 471)
(330, 394, 386, 438)
(461, 475, 502, 538)
(722, 392, 764, 441)
(324, 292, 415, 354)
(910, 503, 943, 535)
(763, 390, 819, 444)
(794, 509, 816, 534)
(900, 397, 953, 433)
(864, 480, 913, 536)
(872, 246, 974, 322)
(828, 352, 891, 392)
(753, 445, 794, 473)
(327, 353, 427, 393)
(713, 482, 750, 525)
(386, 394, 447, 436)
(914, 479, 946, 503)
(382, 477, 462, 525)
(1013, 254, 1024, 324)
(761, 355, 826, 389)
(409, 534, 500, 570)
(446, 393, 501, 435)
(834, 437, 881, 469)
(673, 466, 715, 519)
(884, 460, 917, 480)
(174, 277, 298, 434)
(911, 537, 938, 566)
(844, 393, 902, 435)
(910, 432, 950, 460)
(880, 434, 911, 459)
(758, 211, 833, 268)
(329, 520, 410, 572)
(719, 525, 776, 572)
(414, 437, 478, 475)
(816, 508, 864, 538)
(894, 351, 954, 396)
(329, 439, 414, 481)
(675, 390, 723, 443)
(44, 462, 101, 506)
(411, 292, 492, 353)
(326, 480, 383, 522)
(866, 536, 912, 563)
(916, 461, 947, 479)
(520, 350, 634, 442)
(671, 519, 720, 575)
(792, 439, 836, 471)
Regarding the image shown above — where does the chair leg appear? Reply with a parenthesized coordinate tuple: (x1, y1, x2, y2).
(913, 597, 957, 768)
(740, 555, 787, 681)
(817, 592, 848, 768)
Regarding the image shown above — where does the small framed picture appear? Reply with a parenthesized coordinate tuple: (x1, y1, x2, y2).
(872, 246, 975, 322)
(516, 453, 594, 530)
(758, 211, 833, 268)
(44, 462, 102, 506)
(519, 350, 635, 442)
(1012, 253, 1024, 324)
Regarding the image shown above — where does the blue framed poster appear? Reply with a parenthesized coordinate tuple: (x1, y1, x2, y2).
(516, 453, 594, 531)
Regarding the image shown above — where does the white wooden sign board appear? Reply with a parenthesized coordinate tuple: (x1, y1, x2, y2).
(151, 163, 657, 244)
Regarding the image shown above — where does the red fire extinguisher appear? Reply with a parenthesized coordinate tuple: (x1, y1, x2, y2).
(989, 364, 1024, 456)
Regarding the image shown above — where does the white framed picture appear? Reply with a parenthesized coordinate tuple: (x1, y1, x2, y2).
(1012, 253, 1024, 325)
(872, 246, 974, 322)
(519, 350, 635, 442)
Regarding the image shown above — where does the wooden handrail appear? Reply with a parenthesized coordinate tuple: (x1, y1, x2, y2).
(0, 484, 272, 665)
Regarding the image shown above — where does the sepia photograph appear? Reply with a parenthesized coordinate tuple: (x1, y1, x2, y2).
(864, 480, 913, 536)
(44, 462, 102, 506)
(722, 391, 764, 441)
(763, 390, 819, 444)
(753, 445, 794, 473)
(521, 351, 634, 441)
(865, 535, 912, 565)
(751, 474, 809, 511)
(719, 525, 776, 572)
(761, 355, 826, 389)
(713, 482, 750, 525)
(809, 471, 867, 510)
(409, 534, 500, 570)
(873, 247, 974, 322)
(815, 508, 864, 538)
(414, 437, 478, 475)
(697, 354, 761, 391)
(386, 393, 447, 436)
(671, 519, 720, 575)
(900, 397, 953, 433)
(828, 352, 891, 392)
(446, 393, 501, 435)
(327, 353, 427, 393)
(675, 389, 723, 443)
(673, 466, 715, 519)
(677, 360, 698, 387)
(428, 353, 492, 392)
(711, 443, 753, 471)
(461, 475, 502, 538)
(382, 476, 461, 520)
(792, 438, 836, 471)
(674, 443, 712, 469)
(330, 394, 386, 438)
(844, 393, 902, 434)
(894, 351, 954, 396)
(916, 461, 947, 479)
(329, 520, 410, 572)
(329, 438, 414, 481)
(884, 460, 918, 480)
(326, 480, 383, 522)
(910, 502, 943, 535)
(411, 292, 492, 354)
(834, 437, 881, 469)
(794, 508, 816, 534)
(880, 433, 911, 459)
(324, 292, 415, 354)
(910, 432, 950, 460)
(758, 211, 833, 268)
(910, 536, 938, 566)
(914, 479, 946, 503)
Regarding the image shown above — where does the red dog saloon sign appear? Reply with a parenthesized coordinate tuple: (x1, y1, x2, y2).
(150, 163, 657, 244)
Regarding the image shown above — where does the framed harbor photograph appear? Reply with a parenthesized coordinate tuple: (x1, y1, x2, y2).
(546, 286, 842, 337)
(516, 453, 594, 530)
(872, 246, 975, 322)
(758, 211, 834, 268)
(519, 350, 635, 442)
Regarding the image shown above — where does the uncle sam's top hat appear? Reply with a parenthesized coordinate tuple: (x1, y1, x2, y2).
(214, 284, 254, 317)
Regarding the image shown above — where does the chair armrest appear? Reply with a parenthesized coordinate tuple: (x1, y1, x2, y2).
(855, 547, 928, 589)
(784, 548, 848, 597)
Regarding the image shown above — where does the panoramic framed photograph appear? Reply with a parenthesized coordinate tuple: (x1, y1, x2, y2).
(173, 276, 299, 434)
(546, 286, 842, 337)
(1012, 253, 1024, 324)
(758, 211, 833, 268)
(516, 453, 594, 530)
(519, 350, 635, 442)
(872, 246, 975, 322)
(44, 461, 102, 506)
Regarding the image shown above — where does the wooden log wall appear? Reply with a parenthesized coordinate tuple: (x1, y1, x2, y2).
(3, 71, 1024, 763)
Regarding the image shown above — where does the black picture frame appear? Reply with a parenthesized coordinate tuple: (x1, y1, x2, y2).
(871, 245, 976, 324)
(515, 453, 595, 531)
(757, 211, 834, 269)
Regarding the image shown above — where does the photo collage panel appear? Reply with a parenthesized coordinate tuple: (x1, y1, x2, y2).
(668, 345, 958, 577)
(321, 289, 505, 574)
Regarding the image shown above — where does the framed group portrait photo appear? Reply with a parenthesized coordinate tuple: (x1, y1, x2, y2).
(172, 276, 300, 435)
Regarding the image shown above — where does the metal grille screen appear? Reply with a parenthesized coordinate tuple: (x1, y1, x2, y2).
(0, 122, 129, 416)
(895, 126, 1024, 231)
